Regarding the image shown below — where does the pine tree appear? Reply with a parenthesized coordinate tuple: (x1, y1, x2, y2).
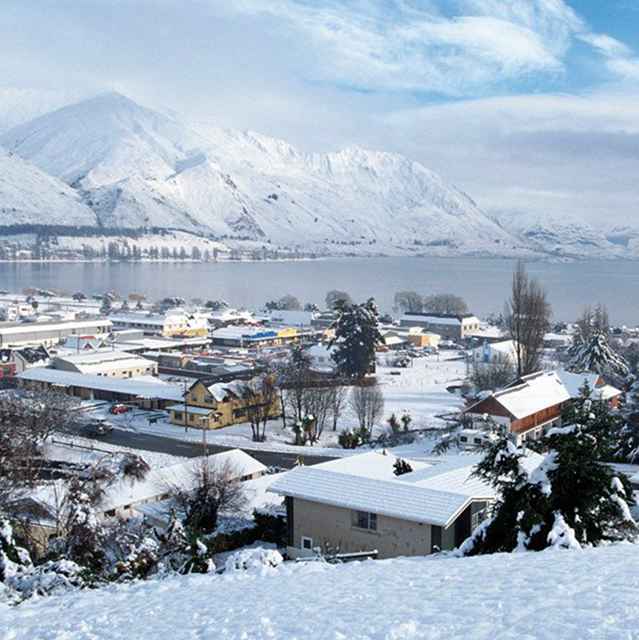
(463, 397, 637, 555)
(569, 332, 629, 385)
(329, 298, 384, 379)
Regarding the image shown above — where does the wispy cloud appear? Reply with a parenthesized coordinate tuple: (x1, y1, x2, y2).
(227, 0, 584, 94)
(225, 0, 639, 95)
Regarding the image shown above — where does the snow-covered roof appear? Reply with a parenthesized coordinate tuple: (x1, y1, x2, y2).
(26, 449, 267, 524)
(315, 451, 431, 481)
(555, 369, 601, 398)
(211, 326, 278, 341)
(204, 379, 248, 402)
(17, 367, 183, 401)
(401, 314, 480, 327)
(269, 452, 495, 527)
(0, 318, 111, 336)
(54, 350, 155, 374)
(490, 372, 570, 420)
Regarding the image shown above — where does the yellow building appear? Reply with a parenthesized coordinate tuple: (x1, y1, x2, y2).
(406, 328, 441, 349)
(167, 378, 281, 429)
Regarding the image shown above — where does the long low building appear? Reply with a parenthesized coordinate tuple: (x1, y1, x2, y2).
(52, 350, 158, 378)
(0, 318, 112, 348)
(17, 367, 183, 408)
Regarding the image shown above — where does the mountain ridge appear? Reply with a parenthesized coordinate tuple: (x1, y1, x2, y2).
(0, 92, 628, 259)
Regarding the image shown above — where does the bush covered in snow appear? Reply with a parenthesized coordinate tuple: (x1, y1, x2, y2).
(224, 547, 283, 574)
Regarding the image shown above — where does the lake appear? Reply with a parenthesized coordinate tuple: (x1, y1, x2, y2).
(0, 257, 636, 324)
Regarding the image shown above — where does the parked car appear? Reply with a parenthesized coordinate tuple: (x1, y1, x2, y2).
(110, 403, 131, 415)
(83, 420, 114, 436)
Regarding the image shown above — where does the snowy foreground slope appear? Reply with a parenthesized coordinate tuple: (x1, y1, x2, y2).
(2, 543, 638, 639)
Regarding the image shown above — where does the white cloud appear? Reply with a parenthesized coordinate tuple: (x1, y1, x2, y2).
(226, 0, 582, 94)
(382, 90, 639, 226)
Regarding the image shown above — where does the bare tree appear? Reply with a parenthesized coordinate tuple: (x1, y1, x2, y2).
(394, 291, 423, 313)
(0, 390, 80, 513)
(303, 386, 335, 443)
(350, 384, 384, 433)
(422, 293, 468, 315)
(243, 374, 280, 442)
(330, 385, 348, 431)
(471, 355, 516, 392)
(325, 290, 352, 310)
(504, 260, 551, 376)
(169, 459, 247, 534)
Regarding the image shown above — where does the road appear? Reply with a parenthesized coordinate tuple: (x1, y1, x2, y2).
(96, 427, 338, 469)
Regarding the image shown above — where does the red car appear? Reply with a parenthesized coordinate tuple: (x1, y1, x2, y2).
(110, 404, 131, 415)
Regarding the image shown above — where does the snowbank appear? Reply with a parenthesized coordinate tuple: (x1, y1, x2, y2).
(1, 543, 638, 638)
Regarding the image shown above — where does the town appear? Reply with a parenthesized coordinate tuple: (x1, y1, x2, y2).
(1, 260, 638, 608)
(2, 1, 639, 637)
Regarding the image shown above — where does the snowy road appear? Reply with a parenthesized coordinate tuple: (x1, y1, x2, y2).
(87, 426, 339, 469)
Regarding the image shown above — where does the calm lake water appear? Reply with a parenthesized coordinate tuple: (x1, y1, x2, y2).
(0, 257, 637, 324)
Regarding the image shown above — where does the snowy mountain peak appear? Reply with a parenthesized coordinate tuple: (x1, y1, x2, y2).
(0, 91, 611, 257)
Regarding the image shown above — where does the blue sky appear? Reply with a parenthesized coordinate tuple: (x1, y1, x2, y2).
(0, 0, 638, 225)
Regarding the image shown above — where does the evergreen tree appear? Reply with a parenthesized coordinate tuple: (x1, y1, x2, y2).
(393, 458, 413, 476)
(329, 298, 383, 379)
(569, 332, 629, 385)
(464, 399, 637, 556)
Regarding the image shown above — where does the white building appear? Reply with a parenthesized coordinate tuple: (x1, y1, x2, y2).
(270, 451, 541, 559)
(0, 318, 112, 348)
(471, 339, 518, 367)
(399, 313, 481, 340)
(52, 350, 158, 378)
(110, 311, 208, 337)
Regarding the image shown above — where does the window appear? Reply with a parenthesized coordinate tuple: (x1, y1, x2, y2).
(353, 510, 377, 531)
(460, 435, 468, 443)
(301, 536, 313, 550)
(173, 411, 183, 421)
(471, 506, 487, 531)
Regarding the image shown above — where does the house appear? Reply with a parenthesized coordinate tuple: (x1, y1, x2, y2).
(380, 330, 409, 351)
(0, 345, 51, 375)
(270, 451, 542, 559)
(15, 449, 267, 551)
(17, 367, 183, 409)
(267, 310, 316, 327)
(470, 339, 518, 367)
(464, 370, 622, 443)
(110, 311, 208, 337)
(51, 350, 158, 379)
(167, 378, 281, 430)
(399, 313, 481, 340)
(0, 318, 112, 348)
(405, 327, 441, 349)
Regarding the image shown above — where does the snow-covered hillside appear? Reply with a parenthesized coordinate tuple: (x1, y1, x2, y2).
(0, 93, 527, 256)
(490, 209, 622, 259)
(1, 543, 637, 638)
(0, 148, 97, 226)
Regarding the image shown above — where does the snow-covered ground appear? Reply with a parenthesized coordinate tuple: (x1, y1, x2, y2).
(2, 543, 637, 638)
(87, 354, 466, 458)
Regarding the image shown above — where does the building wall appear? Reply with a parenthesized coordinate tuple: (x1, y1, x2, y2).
(53, 358, 158, 379)
(168, 381, 281, 429)
(289, 498, 454, 559)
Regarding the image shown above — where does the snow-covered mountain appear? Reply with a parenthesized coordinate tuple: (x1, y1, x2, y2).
(0, 92, 525, 256)
(489, 209, 622, 259)
(0, 148, 97, 226)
